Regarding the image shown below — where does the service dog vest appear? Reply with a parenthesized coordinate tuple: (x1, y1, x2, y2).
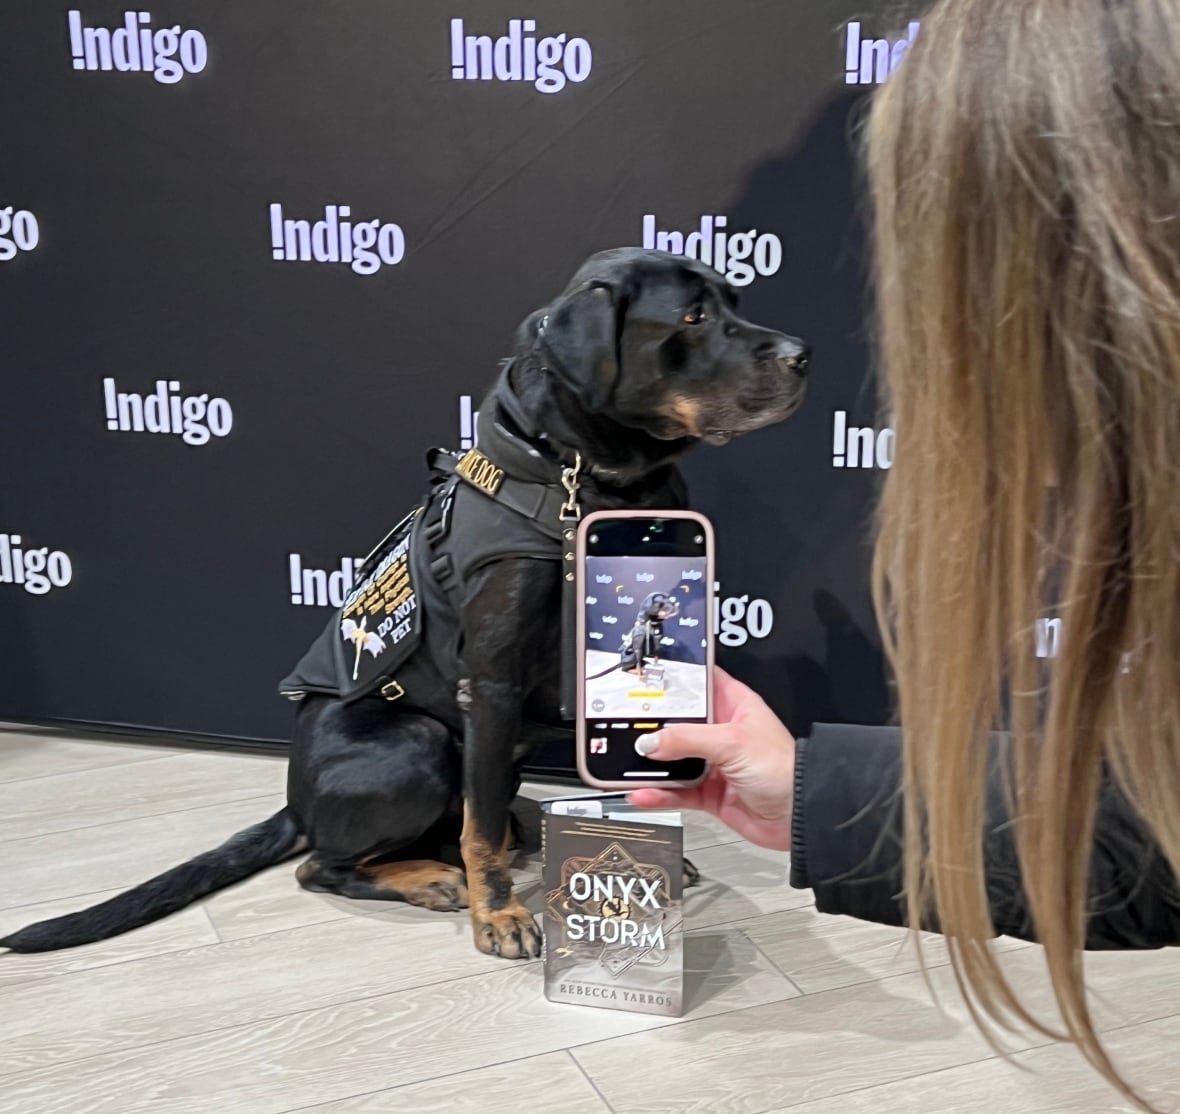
(278, 457, 564, 725)
(278, 362, 688, 726)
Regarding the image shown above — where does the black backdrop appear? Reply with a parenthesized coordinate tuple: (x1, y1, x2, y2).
(1, 1, 914, 771)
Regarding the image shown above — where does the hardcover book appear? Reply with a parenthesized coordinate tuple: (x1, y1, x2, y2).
(541, 795, 684, 1017)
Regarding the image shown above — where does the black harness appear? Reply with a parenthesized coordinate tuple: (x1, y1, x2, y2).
(277, 363, 616, 725)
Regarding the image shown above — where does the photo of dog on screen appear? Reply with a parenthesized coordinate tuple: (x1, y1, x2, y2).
(583, 555, 708, 719)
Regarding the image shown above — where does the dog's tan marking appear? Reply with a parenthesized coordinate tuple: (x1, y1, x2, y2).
(662, 394, 705, 437)
(294, 857, 321, 888)
(461, 803, 541, 959)
(357, 859, 470, 911)
(296, 855, 469, 910)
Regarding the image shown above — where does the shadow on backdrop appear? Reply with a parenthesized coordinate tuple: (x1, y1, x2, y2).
(707, 88, 893, 738)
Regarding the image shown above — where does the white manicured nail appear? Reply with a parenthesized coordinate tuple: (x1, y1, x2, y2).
(635, 734, 660, 756)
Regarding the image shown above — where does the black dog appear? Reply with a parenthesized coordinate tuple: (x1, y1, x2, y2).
(0, 248, 808, 960)
(619, 591, 682, 673)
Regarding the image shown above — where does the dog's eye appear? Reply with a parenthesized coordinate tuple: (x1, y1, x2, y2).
(683, 307, 706, 325)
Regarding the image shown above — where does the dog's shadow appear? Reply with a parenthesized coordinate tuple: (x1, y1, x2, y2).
(682, 931, 763, 1012)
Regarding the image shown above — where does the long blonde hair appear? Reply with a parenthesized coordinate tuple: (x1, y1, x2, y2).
(868, 0, 1180, 1104)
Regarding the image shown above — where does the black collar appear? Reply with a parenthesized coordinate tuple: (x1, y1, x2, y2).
(479, 360, 623, 486)
(453, 362, 689, 541)
(476, 401, 565, 491)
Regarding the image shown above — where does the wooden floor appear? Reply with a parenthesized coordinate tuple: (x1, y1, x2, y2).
(1, 726, 1178, 1113)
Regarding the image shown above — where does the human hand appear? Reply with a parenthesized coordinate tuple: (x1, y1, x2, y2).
(628, 667, 796, 851)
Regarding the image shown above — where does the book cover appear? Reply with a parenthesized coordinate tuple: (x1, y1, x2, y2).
(542, 801, 684, 1017)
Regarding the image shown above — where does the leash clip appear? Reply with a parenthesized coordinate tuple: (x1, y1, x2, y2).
(559, 452, 583, 522)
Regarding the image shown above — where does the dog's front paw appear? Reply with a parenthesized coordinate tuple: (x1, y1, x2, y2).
(471, 902, 542, 960)
(682, 857, 701, 889)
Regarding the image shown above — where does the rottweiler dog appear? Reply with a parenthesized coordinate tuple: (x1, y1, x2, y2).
(619, 591, 682, 673)
(0, 248, 808, 960)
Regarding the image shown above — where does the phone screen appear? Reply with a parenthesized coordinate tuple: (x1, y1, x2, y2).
(581, 515, 710, 784)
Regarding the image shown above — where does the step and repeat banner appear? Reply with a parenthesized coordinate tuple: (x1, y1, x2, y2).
(1, 1, 917, 768)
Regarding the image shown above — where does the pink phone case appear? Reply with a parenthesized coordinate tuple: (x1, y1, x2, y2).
(574, 509, 713, 790)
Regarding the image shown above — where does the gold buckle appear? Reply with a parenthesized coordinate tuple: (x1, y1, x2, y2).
(380, 680, 406, 702)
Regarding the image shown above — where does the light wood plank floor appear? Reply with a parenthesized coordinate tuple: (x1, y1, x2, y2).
(1, 726, 1177, 1113)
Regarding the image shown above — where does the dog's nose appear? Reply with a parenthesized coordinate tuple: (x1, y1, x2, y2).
(759, 337, 810, 377)
(776, 339, 810, 378)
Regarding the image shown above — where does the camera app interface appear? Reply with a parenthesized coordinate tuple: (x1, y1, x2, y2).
(582, 517, 710, 782)
(583, 555, 709, 722)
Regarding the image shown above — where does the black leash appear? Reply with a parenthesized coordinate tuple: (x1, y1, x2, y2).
(558, 454, 582, 721)
(586, 661, 626, 681)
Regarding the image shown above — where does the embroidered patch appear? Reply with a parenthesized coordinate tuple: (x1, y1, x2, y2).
(336, 509, 422, 694)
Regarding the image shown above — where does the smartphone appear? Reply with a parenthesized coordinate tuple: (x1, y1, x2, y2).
(575, 509, 714, 790)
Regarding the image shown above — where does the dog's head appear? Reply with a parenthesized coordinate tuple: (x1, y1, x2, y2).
(639, 592, 681, 622)
(520, 247, 808, 451)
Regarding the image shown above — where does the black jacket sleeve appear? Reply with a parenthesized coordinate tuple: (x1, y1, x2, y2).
(788, 722, 1180, 949)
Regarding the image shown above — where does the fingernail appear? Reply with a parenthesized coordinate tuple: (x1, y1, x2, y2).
(635, 733, 660, 756)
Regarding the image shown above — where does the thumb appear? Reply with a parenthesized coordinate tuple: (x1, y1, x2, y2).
(636, 723, 735, 766)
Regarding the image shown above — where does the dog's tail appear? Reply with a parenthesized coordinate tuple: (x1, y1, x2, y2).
(0, 809, 302, 954)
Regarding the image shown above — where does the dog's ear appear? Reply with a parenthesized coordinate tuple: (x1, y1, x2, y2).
(536, 281, 625, 409)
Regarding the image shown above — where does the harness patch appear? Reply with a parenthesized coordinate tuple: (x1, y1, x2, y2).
(337, 509, 423, 695)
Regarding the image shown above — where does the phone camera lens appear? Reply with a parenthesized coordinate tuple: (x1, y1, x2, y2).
(694, 534, 704, 544)
(589, 534, 598, 544)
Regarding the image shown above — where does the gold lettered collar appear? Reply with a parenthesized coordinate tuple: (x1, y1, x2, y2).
(454, 448, 505, 496)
